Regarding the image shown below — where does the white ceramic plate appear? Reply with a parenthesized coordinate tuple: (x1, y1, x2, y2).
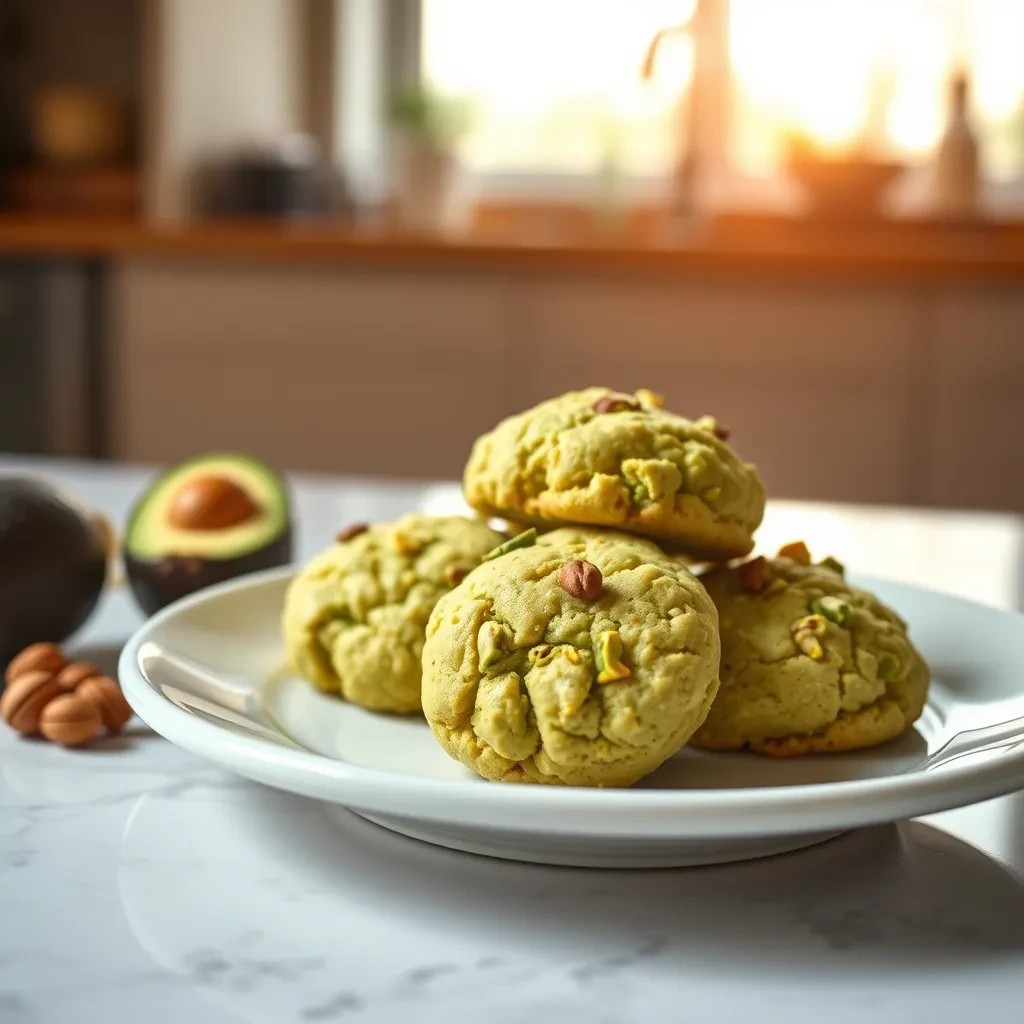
(120, 567, 1024, 868)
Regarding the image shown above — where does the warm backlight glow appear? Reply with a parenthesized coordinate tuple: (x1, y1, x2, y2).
(422, 0, 693, 176)
(730, 1, 874, 151)
(728, 0, 1024, 166)
(423, 0, 1024, 178)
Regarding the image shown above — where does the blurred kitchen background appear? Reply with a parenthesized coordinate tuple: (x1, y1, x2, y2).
(1, 0, 1023, 510)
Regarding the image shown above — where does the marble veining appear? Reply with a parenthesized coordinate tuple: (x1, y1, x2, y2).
(181, 947, 329, 991)
(0, 993, 33, 1024)
(569, 937, 670, 984)
(301, 990, 366, 1020)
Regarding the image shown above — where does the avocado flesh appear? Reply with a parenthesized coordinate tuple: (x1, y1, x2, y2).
(127, 453, 288, 560)
(125, 453, 293, 616)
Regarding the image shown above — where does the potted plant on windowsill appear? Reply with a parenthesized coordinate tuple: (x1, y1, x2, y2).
(387, 86, 472, 234)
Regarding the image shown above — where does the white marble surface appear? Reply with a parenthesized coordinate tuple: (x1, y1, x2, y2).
(2, 457, 1024, 1024)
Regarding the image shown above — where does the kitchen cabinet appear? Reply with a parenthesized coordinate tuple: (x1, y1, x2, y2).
(108, 258, 1022, 512)
(928, 290, 1024, 512)
(110, 261, 516, 476)
(520, 278, 924, 505)
(0, 259, 102, 457)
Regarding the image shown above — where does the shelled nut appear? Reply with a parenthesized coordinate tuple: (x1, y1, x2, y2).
(55, 662, 100, 691)
(4, 642, 66, 685)
(39, 693, 104, 748)
(76, 676, 132, 734)
(1, 670, 65, 735)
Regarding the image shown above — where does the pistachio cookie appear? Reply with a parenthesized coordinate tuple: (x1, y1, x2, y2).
(283, 515, 506, 714)
(463, 387, 765, 561)
(691, 542, 930, 757)
(421, 527, 721, 786)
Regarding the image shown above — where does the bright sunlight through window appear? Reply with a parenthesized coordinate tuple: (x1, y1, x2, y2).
(729, 0, 1024, 179)
(422, 0, 1024, 183)
(421, 0, 694, 178)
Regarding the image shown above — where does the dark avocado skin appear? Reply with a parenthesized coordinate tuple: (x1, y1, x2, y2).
(125, 528, 292, 617)
(0, 478, 107, 678)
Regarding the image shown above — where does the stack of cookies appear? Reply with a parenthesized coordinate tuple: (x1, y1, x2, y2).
(283, 387, 929, 787)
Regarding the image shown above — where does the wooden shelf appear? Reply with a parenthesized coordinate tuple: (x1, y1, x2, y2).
(1, 213, 1024, 281)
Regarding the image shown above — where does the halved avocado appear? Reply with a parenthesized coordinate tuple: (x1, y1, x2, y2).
(125, 453, 293, 616)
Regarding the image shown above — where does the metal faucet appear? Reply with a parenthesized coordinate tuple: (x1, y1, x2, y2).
(641, 0, 726, 226)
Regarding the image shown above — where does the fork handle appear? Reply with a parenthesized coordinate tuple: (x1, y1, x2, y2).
(137, 641, 260, 717)
(924, 714, 1024, 771)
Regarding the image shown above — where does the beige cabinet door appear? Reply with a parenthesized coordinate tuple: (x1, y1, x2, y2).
(520, 276, 926, 505)
(928, 290, 1024, 512)
(110, 260, 518, 477)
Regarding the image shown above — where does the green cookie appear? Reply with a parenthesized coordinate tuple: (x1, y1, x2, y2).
(421, 527, 721, 786)
(692, 549, 930, 756)
(283, 514, 506, 713)
(463, 387, 765, 561)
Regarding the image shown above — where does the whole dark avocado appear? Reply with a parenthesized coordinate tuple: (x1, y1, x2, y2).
(0, 478, 108, 675)
(125, 453, 293, 616)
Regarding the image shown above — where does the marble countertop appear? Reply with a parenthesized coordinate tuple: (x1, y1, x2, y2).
(2, 458, 1024, 1024)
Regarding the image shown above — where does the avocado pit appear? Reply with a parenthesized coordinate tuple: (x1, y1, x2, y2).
(167, 474, 260, 531)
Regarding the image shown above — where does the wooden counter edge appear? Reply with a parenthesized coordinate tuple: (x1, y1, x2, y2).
(1, 216, 1023, 282)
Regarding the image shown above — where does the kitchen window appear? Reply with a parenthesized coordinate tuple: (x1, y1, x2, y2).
(416, 0, 1024, 200)
(420, 0, 692, 185)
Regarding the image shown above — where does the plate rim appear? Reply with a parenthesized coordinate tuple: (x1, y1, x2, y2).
(119, 565, 1024, 839)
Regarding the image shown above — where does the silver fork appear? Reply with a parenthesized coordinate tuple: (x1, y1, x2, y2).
(137, 641, 301, 748)
(921, 715, 1024, 772)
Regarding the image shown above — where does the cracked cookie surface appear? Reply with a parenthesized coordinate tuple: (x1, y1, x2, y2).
(691, 553, 930, 756)
(462, 387, 765, 561)
(420, 527, 721, 786)
(282, 515, 506, 713)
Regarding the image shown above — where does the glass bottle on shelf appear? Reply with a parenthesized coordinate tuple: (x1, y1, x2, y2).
(931, 69, 981, 218)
